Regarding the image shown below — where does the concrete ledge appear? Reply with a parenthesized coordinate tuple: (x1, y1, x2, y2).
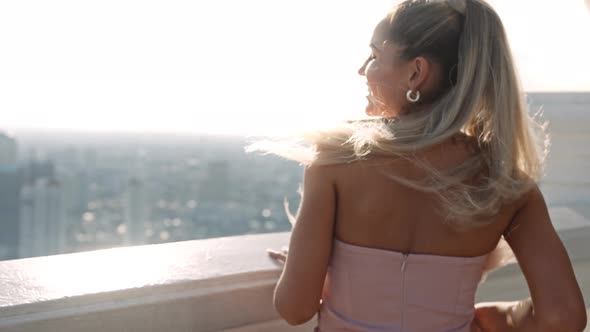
(0, 232, 300, 332)
(0, 207, 589, 332)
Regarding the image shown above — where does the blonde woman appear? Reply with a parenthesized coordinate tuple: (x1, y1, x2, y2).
(259, 0, 587, 330)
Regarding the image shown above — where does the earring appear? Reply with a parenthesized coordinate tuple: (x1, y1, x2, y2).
(406, 89, 420, 103)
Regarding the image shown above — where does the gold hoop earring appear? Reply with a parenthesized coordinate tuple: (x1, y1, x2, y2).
(406, 89, 420, 103)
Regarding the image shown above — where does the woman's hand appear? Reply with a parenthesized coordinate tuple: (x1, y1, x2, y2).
(474, 299, 535, 331)
(267, 247, 288, 267)
(474, 301, 516, 331)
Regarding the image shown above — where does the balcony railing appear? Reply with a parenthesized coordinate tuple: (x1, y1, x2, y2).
(1, 207, 589, 332)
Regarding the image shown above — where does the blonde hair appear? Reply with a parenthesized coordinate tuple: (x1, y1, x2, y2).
(247, 0, 548, 229)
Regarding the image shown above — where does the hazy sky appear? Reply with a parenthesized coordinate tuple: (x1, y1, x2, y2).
(1, 0, 589, 135)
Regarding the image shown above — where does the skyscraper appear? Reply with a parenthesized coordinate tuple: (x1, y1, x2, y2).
(19, 162, 65, 258)
(18, 183, 34, 258)
(0, 133, 17, 165)
(0, 133, 20, 260)
(124, 177, 148, 245)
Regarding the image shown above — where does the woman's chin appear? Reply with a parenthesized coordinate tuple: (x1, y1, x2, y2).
(364, 99, 375, 114)
(364, 104, 380, 117)
(365, 105, 400, 119)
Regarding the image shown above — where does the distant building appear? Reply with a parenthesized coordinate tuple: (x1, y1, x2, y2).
(0, 132, 17, 165)
(124, 177, 148, 245)
(22, 159, 55, 182)
(18, 183, 34, 258)
(0, 133, 20, 260)
(0, 168, 21, 260)
(19, 162, 66, 258)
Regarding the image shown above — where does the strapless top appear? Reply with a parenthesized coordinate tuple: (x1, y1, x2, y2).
(315, 238, 515, 332)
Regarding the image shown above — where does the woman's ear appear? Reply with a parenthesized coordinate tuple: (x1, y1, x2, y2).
(408, 56, 431, 91)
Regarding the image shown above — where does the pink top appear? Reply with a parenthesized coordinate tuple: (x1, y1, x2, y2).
(314, 238, 515, 332)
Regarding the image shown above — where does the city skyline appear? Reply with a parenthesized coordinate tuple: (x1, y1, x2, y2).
(0, 91, 589, 261)
(0, 128, 303, 261)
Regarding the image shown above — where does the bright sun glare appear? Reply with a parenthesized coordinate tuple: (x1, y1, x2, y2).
(0, 0, 588, 136)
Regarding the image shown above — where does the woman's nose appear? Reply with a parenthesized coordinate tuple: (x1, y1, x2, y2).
(358, 56, 372, 76)
(358, 63, 366, 76)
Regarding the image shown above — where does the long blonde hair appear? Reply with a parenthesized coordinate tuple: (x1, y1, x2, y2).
(247, 0, 548, 229)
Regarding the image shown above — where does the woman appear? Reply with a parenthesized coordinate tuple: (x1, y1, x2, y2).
(260, 0, 587, 330)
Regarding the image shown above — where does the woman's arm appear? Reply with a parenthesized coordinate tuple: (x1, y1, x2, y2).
(475, 185, 587, 331)
(271, 165, 337, 325)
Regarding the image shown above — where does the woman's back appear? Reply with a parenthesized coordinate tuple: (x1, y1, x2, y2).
(331, 135, 519, 258)
(313, 136, 520, 331)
